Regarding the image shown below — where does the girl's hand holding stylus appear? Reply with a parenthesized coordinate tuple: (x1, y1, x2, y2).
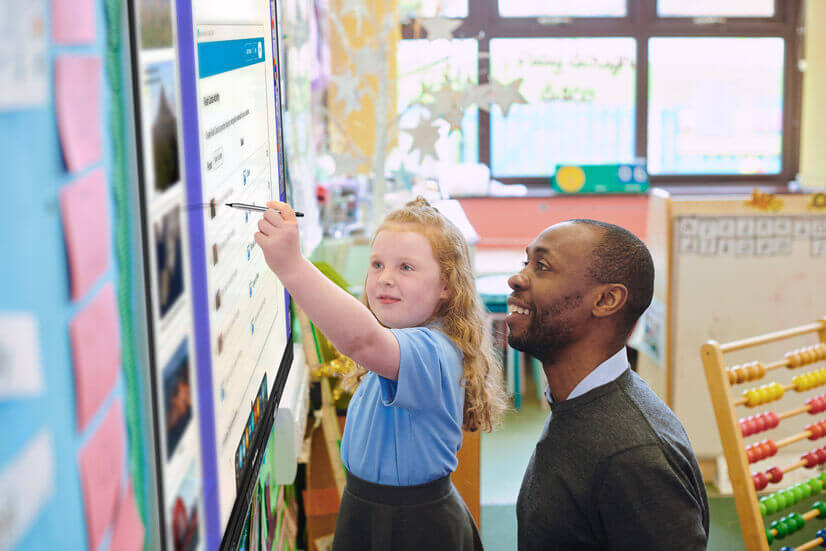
(254, 200, 302, 278)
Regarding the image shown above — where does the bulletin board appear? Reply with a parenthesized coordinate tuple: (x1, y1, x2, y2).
(126, 0, 294, 548)
(637, 191, 826, 458)
(0, 0, 148, 549)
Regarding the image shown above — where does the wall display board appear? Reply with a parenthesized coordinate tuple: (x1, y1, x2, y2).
(127, 0, 293, 548)
(637, 190, 826, 459)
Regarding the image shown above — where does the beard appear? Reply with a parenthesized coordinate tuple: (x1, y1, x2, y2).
(507, 294, 582, 362)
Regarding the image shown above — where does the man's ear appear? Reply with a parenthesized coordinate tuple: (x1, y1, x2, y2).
(592, 283, 628, 318)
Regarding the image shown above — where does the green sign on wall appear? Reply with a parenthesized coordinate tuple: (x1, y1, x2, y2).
(551, 163, 649, 194)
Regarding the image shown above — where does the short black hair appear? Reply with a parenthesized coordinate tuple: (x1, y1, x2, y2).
(569, 219, 654, 339)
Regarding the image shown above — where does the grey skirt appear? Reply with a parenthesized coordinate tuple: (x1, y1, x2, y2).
(332, 471, 483, 551)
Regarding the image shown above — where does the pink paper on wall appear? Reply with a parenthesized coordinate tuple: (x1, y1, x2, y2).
(110, 481, 144, 551)
(59, 169, 111, 300)
(79, 400, 125, 551)
(69, 283, 120, 430)
(51, 0, 95, 44)
(55, 55, 102, 172)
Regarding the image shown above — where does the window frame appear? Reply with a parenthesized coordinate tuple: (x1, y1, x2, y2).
(400, 0, 804, 188)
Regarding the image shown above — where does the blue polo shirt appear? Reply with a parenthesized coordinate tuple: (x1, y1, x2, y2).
(340, 326, 465, 486)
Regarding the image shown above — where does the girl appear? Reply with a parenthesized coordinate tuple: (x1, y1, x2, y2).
(255, 197, 506, 550)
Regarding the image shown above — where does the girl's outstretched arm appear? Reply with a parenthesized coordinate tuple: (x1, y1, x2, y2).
(254, 201, 400, 380)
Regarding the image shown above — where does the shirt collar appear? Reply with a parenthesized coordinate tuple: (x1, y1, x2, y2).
(544, 347, 630, 405)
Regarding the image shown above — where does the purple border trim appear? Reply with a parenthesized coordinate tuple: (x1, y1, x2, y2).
(174, 2, 221, 548)
(271, 9, 292, 340)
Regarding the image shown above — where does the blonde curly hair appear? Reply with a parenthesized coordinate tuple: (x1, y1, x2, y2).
(342, 197, 507, 432)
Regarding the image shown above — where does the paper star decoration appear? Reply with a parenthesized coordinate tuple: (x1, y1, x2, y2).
(420, 17, 462, 41)
(443, 108, 464, 134)
(427, 84, 461, 118)
(489, 78, 528, 117)
(331, 152, 363, 177)
(459, 80, 491, 112)
(403, 118, 440, 161)
(329, 72, 363, 115)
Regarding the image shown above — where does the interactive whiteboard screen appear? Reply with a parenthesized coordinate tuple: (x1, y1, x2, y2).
(185, 8, 290, 535)
(128, 0, 291, 548)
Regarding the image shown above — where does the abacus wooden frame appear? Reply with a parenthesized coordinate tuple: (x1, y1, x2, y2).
(702, 318, 826, 551)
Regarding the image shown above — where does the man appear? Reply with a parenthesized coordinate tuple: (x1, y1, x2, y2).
(509, 220, 709, 551)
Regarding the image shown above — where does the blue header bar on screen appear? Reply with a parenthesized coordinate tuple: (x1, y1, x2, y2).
(197, 38, 265, 79)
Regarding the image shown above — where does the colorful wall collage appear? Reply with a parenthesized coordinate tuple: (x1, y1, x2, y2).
(0, 0, 147, 549)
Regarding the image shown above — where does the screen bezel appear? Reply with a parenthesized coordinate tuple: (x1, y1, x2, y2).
(124, 0, 294, 548)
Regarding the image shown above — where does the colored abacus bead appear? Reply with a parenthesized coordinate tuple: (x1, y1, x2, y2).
(804, 451, 818, 468)
(793, 368, 826, 392)
(808, 420, 826, 439)
(791, 512, 806, 531)
(749, 362, 765, 380)
(813, 501, 826, 518)
(791, 344, 826, 369)
(766, 527, 775, 544)
(743, 382, 785, 407)
(763, 495, 778, 515)
(801, 445, 826, 468)
(771, 518, 788, 538)
(753, 460, 826, 503)
(808, 394, 826, 414)
(788, 350, 802, 368)
(739, 411, 781, 437)
(788, 345, 826, 368)
(745, 439, 778, 463)
(727, 361, 767, 384)
(753, 471, 770, 491)
(816, 528, 826, 546)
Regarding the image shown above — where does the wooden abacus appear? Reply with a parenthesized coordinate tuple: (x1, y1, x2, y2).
(703, 318, 826, 551)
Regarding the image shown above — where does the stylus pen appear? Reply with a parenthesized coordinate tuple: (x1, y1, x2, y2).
(226, 202, 304, 217)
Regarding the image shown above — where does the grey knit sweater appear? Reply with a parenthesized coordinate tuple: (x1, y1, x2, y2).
(517, 369, 709, 551)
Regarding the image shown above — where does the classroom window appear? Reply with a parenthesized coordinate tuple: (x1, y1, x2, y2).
(489, 38, 636, 177)
(497, 0, 626, 18)
(657, 0, 775, 18)
(401, 0, 802, 187)
(648, 38, 784, 175)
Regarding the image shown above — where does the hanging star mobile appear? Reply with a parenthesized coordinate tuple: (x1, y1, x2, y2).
(316, 2, 527, 226)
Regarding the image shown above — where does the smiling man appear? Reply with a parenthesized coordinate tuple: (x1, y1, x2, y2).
(509, 220, 709, 551)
